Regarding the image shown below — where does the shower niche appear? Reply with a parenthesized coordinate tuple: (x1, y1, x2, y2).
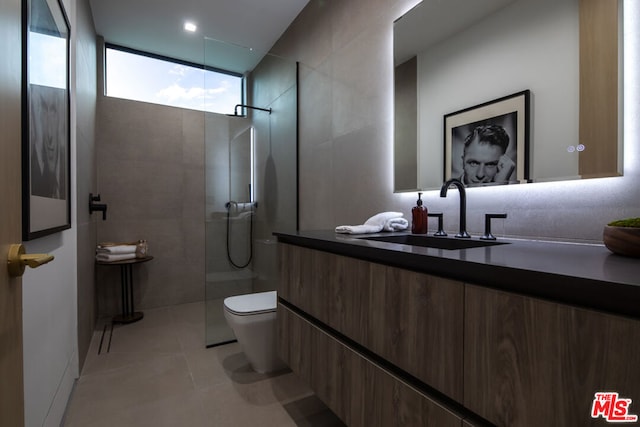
(204, 39, 298, 346)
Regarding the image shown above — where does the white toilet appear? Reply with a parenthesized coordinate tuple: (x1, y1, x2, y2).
(223, 290, 286, 374)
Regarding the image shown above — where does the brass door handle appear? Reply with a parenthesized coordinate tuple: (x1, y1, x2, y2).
(7, 244, 54, 277)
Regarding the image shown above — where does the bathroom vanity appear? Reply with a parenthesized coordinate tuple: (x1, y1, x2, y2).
(274, 230, 640, 426)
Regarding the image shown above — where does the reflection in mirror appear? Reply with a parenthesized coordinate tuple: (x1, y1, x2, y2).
(229, 127, 254, 203)
(394, 0, 622, 192)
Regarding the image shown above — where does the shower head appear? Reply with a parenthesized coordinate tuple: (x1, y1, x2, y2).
(226, 104, 272, 117)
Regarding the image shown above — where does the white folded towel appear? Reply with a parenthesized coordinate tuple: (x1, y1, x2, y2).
(335, 224, 385, 234)
(96, 244, 137, 255)
(336, 212, 405, 234)
(363, 212, 403, 228)
(383, 217, 409, 231)
(96, 253, 137, 262)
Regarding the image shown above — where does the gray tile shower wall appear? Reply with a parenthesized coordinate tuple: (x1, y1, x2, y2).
(95, 96, 206, 316)
(272, 0, 417, 230)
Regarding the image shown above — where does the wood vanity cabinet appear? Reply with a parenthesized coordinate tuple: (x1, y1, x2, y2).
(278, 303, 464, 426)
(277, 242, 640, 426)
(464, 284, 640, 427)
(278, 243, 464, 401)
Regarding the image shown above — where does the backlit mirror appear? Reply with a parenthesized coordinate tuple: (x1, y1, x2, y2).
(394, 0, 622, 191)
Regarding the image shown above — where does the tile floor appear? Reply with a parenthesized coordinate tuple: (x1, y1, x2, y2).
(62, 301, 345, 426)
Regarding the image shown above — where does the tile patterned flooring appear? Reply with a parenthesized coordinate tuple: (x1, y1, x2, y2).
(63, 302, 344, 426)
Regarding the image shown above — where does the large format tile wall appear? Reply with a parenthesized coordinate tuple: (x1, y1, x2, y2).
(271, 0, 418, 229)
(95, 95, 206, 315)
(272, 0, 640, 243)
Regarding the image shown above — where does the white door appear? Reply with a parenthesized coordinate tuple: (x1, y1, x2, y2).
(1, 0, 26, 424)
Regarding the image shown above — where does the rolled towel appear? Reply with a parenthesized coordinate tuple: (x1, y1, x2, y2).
(96, 244, 137, 255)
(384, 217, 409, 231)
(335, 224, 386, 234)
(363, 212, 404, 228)
(336, 212, 404, 234)
(96, 253, 137, 262)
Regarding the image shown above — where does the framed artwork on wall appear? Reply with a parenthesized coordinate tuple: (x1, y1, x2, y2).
(444, 90, 530, 187)
(22, 0, 71, 240)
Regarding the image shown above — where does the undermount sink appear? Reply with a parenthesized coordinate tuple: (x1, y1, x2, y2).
(359, 234, 510, 250)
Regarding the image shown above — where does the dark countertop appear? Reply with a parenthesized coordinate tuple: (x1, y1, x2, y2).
(274, 230, 640, 320)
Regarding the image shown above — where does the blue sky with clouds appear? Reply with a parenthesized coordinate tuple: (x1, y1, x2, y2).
(105, 48, 242, 114)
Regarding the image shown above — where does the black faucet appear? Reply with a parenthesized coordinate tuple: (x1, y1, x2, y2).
(439, 179, 470, 238)
(89, 193, 108, 220)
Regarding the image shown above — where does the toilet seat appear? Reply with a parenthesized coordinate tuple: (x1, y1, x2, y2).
(224, 290, 277, 316)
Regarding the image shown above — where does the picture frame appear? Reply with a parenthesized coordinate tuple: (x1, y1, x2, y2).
(444, 90, 530, 187)
(22, 0, 71, 240)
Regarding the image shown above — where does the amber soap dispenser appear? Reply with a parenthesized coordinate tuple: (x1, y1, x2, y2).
(411, 192, 428, 234)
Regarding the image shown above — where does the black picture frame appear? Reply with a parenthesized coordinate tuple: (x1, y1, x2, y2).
(444, 90, 530, 187)
(22, 0, 71, 240)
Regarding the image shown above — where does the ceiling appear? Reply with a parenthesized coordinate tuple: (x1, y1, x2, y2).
(89, 0, 309, 74)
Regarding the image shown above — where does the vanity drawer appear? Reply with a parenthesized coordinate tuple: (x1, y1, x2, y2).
(464, 284, 640, 427)
(278, 243, 464, 401)
(277, 303, 463, 427)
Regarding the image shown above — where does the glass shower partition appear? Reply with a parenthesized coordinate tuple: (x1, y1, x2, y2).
(204, 38, 298, 346)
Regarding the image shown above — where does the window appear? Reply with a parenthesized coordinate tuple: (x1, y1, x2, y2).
(105, 45, 243, 114)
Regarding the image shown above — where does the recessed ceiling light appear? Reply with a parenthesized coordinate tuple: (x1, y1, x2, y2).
(184, 22, 197, 32)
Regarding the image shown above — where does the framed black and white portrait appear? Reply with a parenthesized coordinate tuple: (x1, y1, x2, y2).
(444, 90, 530, 187)
(22, 0, 71, 240)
